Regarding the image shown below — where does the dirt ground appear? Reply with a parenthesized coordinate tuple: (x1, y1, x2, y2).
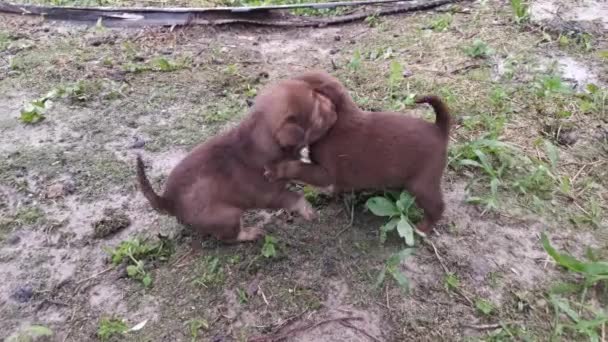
(1, 0, 607, 341)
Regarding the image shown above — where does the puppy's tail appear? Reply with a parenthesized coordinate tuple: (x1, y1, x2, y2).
(136, 155, 172, 214)
(416, 95, 451, 137)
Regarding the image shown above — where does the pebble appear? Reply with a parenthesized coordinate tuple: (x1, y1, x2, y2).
(130, 137, 146, 149)
(11, 286, 33, 303)
(6, 234, 21, 245)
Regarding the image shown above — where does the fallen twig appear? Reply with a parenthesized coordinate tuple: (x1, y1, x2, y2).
(424, 237, 475, 307)
(75, 266, 113, 285)
(249, 316, 363, 342)
(463, 321, 522, 330)
(339, 319, 381, 342)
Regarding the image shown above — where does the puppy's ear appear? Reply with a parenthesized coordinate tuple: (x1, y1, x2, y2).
(275, 122, 306, 148)
(307, 90, 338, 143)
(314, 81, 345, 109)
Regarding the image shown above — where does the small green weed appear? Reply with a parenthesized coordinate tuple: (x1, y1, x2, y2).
(364, 14, 381, 28)
(427, 14, 452, 32)
(348, 49, 362, 71)
(20, 99, 47, 124)
(463, 39, 493, 59)
(475, 298, 495, 315)
(366, 191, 423, 246)
(366, 46, 394, 61)
(105, 236, 173, 287)
(185, 319, 209, 342)
(303, 185, 328, 207)
(570, 198, 604, 229)
(261, 235, 278, 258)
(236, 288, 249, 304)
(534, 75, 570, 98)
(97, 317, 127, 342)
(510, 0, 529, 24)
(444, 272, 460, 291)
(193, 256, 224, 288)
(558, 32, 593, 52)
(374, 249, 414, 292)
(578, 83, 607, 118)
(124, 56, 190, 73)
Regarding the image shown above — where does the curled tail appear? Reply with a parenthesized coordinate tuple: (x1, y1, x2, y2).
(136, 155, 172, 214)
(416, 95, 451, 137)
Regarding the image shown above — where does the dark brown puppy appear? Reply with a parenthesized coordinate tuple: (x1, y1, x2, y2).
(136, 78, 337, 243)
(265, 71, 451, 234)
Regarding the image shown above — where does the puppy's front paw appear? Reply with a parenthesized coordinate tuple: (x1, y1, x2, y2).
(237, 226, 266, 242)
(296, 197, 318, 221)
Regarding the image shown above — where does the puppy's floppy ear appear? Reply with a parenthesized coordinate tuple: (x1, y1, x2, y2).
(275, 122, 306, 148)
(314, 81, 345, 110)
(307, 88, 338, 143)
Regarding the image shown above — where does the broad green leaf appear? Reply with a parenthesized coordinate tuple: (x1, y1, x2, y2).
(445, 273, 460, 290)
(398, 192, 416, 210)
(390, 270, 410, 291)
(386, 248, 415, 268)
(542, 233, 608, 277)
(397, 216, 415, 246)
(550, 294, 580, 323)
(142, 274, 152, 287)
(366, 197, 399, 217)
(126, 265, 138, 277)
(381, 217, 400, 233)
(261, 240, 277, 258)
(586, 83, 599, 94)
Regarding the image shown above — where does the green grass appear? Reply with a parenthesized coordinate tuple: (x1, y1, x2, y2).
(105, 236, 174, 287)
(97, 317, 127, 342)
(542, 233, 608, 341)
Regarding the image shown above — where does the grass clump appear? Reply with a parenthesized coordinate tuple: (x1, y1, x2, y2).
(542, 233, 608, 341)
(105, 236, 173, 287)
(97, 317, 127, 342)
(192, 256, 225, 288)
(463, 39, 493, 59)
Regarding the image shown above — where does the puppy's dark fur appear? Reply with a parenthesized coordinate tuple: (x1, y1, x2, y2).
(266, 71, 451, 233)
(136, 78, 337, 243)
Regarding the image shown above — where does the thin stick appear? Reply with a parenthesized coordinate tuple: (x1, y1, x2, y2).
(75, 266, 113, 285)
(385, 283, 390, 310)
(249, 316, 363, 342)
(425, 238, 449, 274)
(259, 285, 270, 306)
(571, 164, 587, 183)
(464, 322, 522, 330)
(339, 319, 381, 342)
(424, 238, 474, 307)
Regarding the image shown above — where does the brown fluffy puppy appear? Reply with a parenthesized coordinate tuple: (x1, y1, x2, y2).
(136, 78, 337, 243)
(265, 71, 451, 234)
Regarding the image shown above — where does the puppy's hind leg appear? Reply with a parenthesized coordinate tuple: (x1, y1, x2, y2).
(189, 206, 265, 244)
(266, 189, 318, 221)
